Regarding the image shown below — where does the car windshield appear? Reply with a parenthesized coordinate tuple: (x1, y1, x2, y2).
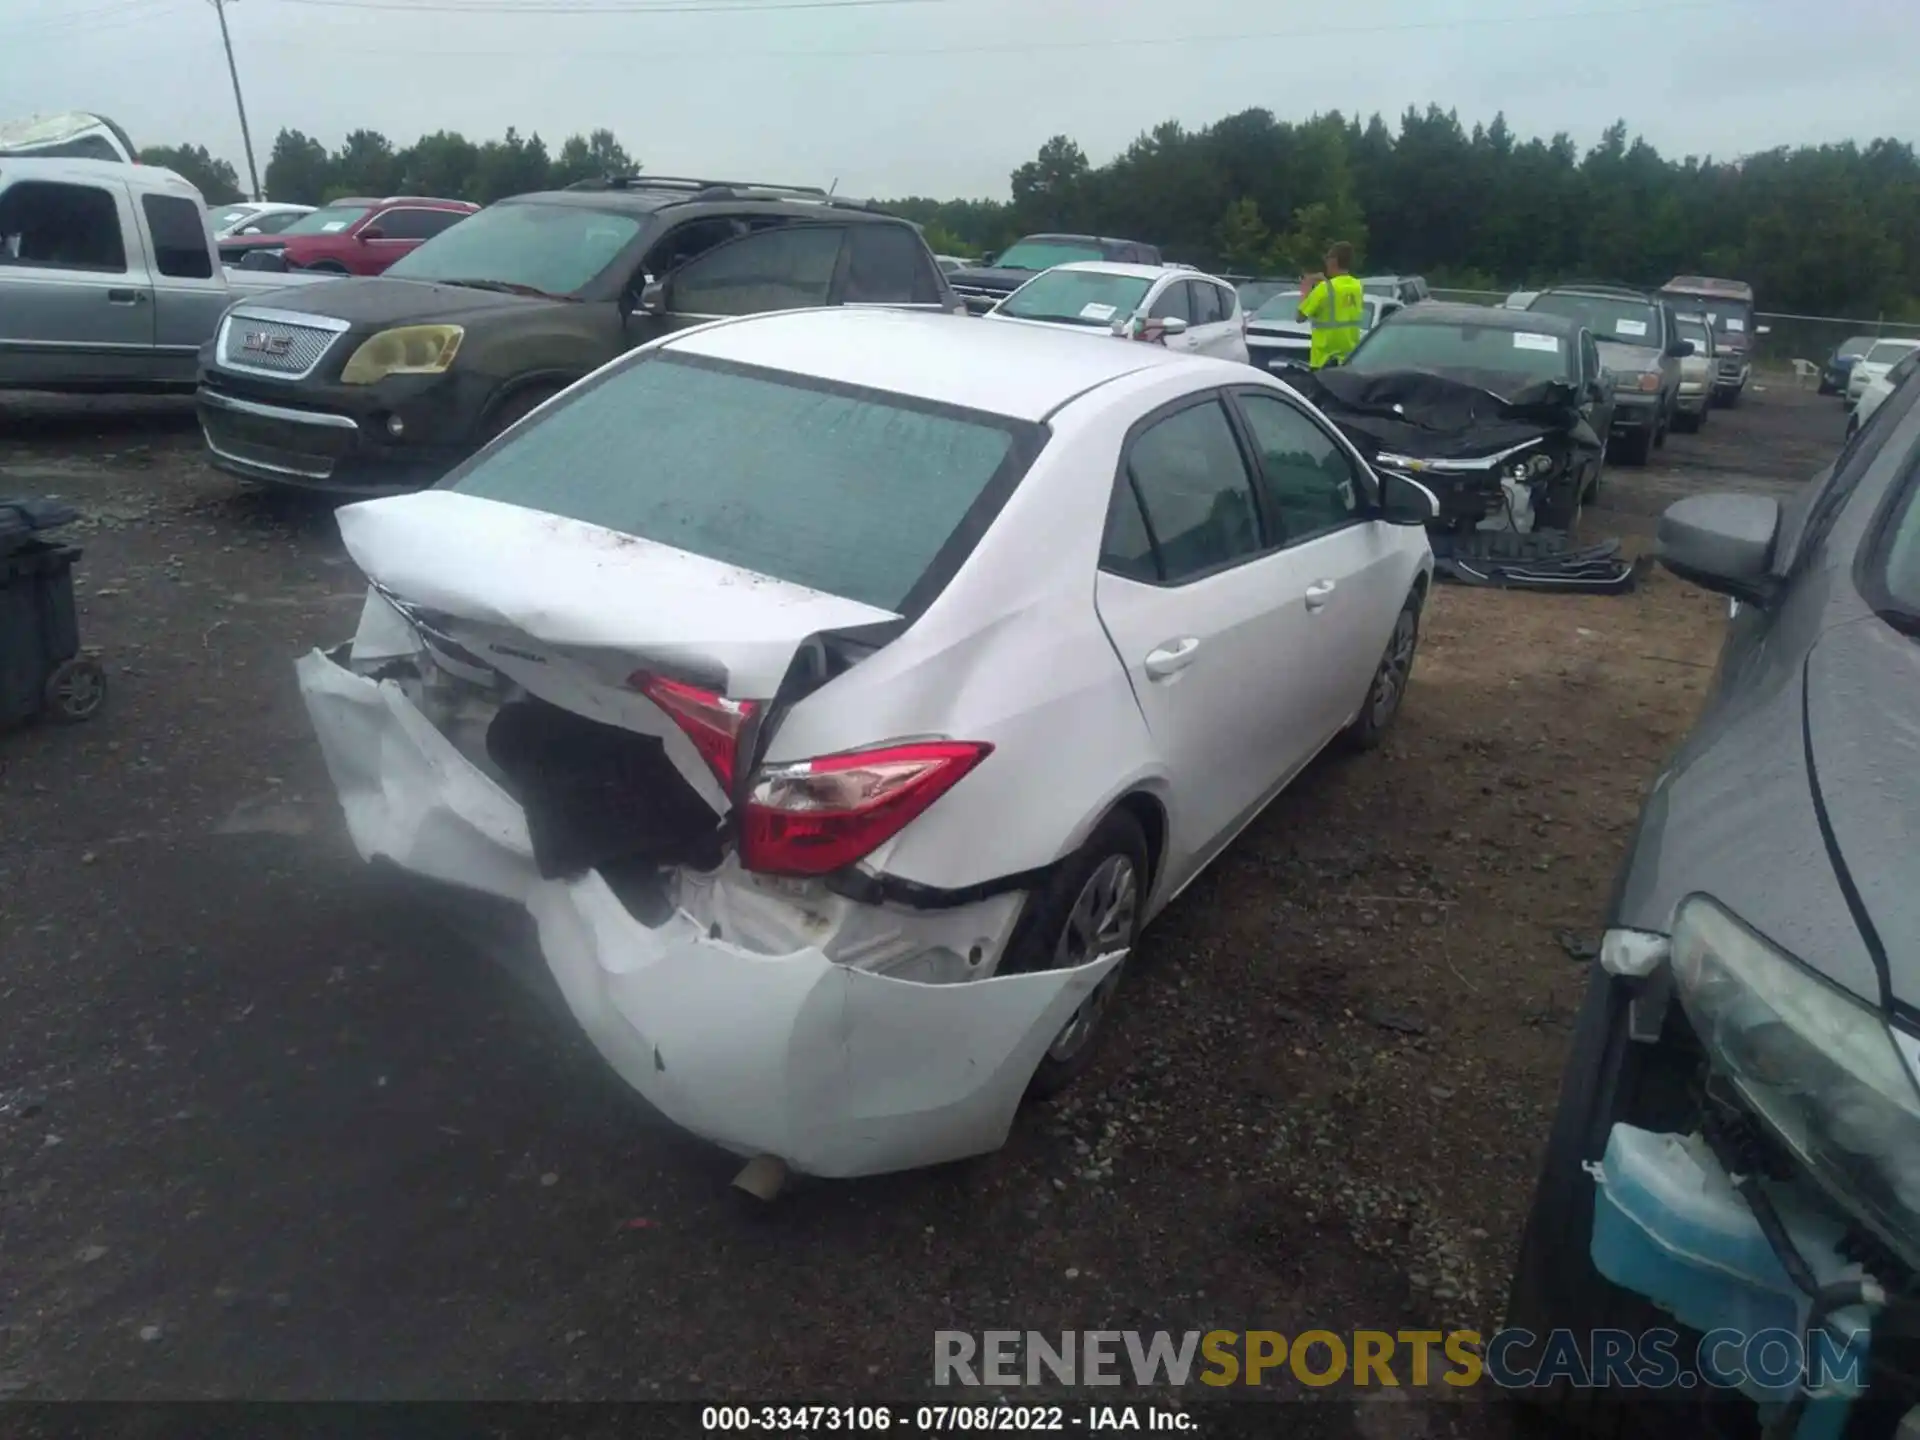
(1345, 320, 1574, 393)
(992, 239, 1107, 271)
(1530, 292, 1661, 348)
(1677, 317, 1711, 351)
(280, 204, 370, 236)
(997, 269, 1152, 327)
(1666, 297, 1753, 337)
(210, 206, 257, 231)
(446, 353, 1038, 612)
(1252, 291, 1309, 322)
(386, 201, 641, 296)
(1866, 341, 1920, 366)
(1236, 280, 1294, 311)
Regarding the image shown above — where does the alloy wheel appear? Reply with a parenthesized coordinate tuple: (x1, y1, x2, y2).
(1046, 854, 1139, 1063)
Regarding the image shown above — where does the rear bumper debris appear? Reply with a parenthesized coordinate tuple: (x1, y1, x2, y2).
(295, 646, 1121, 1178)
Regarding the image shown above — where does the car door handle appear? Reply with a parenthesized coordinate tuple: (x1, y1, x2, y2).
(1304, 580, 1337, 611)
(106, 289, 147, 305)
(1143, 637, 1200, 679)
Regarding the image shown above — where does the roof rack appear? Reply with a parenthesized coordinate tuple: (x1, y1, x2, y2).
(562, 172, 888, 214)
(1546, 279, 1655, 300)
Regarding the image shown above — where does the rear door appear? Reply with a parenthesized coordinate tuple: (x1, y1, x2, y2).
(0, 174, 154, 389)
(838, 222, 949, 311)
(135, 190, 226, 387)
(1092, 393, 1327, 887)
(1227, 385, 1408, 741)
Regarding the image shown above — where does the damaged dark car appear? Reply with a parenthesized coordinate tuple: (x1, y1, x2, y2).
(1284, 303, 1612, 535)
(1505, 357, 1920, 1437)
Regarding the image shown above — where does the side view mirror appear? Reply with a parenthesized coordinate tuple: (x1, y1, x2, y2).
(1668, 339, 1695, 358)
(1379, 471, 1440, 526)
(979, 253, 997, 267)
(1656, 493, 1781, 606)
(358, 226, 385, 241)
(238, 249, 289, 272)
(637, 278, 667, 315)
(1159, 316, 1190, 336)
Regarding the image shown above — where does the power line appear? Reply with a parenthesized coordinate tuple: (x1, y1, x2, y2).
(264, 0, 951, 13)
(250, 0, 1744, 58)
(9, 0, 180, 37)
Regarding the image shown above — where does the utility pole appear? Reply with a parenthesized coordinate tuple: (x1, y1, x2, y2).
(210, 0, 262, 199)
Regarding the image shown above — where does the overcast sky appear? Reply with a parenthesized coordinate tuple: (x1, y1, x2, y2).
(5, 0, 1913, 199)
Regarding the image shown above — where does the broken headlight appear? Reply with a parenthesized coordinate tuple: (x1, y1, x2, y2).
(1671, 894, 1920, 1264)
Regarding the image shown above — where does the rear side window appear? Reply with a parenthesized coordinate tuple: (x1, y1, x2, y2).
(374, 207, 465, 240)
(447, 353, 1039, 613)
(141, 194, 213, 278)
(668, 225, 844, 316)
(842, 224, 941, 305)
(1192, 283, 1226, 325)
(0, 180, 125, 272)
(1105, 400, 1262, 584)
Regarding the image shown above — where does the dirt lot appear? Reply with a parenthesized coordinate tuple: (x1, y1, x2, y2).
(0, 379, 1848, 1426)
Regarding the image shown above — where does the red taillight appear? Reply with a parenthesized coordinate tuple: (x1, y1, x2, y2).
(632, 673, 759, 789)
(741, 740, 993, 878)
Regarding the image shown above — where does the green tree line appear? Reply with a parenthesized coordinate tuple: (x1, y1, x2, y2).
(141, 106, 1919, 320)
(886, 108, 1920, 321)
(142, 126, 636, 211)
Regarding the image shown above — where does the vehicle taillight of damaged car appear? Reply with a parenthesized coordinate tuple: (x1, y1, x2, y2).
(1286, 302, 1610, 538)
(295, 307, 1436, 1186)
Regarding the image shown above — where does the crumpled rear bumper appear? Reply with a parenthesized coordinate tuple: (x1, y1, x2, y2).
(295, 647, 1123, 1179)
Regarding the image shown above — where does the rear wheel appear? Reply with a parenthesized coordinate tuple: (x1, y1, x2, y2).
(1007, 810, 1150, 1099)
(304, 260, 350, 275)
(1722, 384, 1742, 410)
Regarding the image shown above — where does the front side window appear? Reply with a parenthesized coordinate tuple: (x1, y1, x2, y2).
(1108, 400, 1263, 584)
(667, 225, 844, 316)
(141, 194, 213, 279)
(373, 207, 466, 241)
(1677, 317, 1712, 353)
(448, 353, 1035, 613)
(999, 269, 1152, 328)
(1529, 292, 1662, 349)
(1236, 392, 1361, 543)
(1148, 281, 1193, 324)
(0, 181, 125, 272)
(387, 200, 642, 297)
(281, 204, 371, 236)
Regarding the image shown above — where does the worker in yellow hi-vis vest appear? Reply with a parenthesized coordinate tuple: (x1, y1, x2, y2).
(1297, 241, 1366, 368)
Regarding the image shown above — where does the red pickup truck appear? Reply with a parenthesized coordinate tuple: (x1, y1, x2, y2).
(225, 195, 477, 275)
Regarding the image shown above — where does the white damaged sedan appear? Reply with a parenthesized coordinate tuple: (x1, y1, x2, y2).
(297, 306, 1437, 1181)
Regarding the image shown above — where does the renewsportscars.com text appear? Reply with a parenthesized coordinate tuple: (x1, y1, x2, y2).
(934, 1328, 1867, 1391)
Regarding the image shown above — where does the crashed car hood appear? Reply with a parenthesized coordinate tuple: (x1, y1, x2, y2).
(1283, 366, 1596, 464)
(232, 275, 561, 327)
(334, 489, 899, 699)
(1247, 316, 1309, 338)
(1802, 614, 1920, 1005)
(947, 265, 1046, 293)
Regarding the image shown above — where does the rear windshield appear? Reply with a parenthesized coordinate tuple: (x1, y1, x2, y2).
(386, 201, 641, 296)
(1867, 341, 1920, 366)
(1345, 320, 1574, 392)
(446, 353, 1038, 612)
(1665, 294, 1753, 337)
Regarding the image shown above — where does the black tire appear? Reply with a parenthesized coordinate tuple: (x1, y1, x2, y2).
(1534, 475, 1582, 535)
(1343, 589, 1421, 751)
(1506, 963, 1706, 1434)
(1670, 408, 1699, 434)
(1613, 425, 1654, 466)
(1653, 407, 1669, 448)
(43, 657, 106, 723)
(1004, 810, 1151, 1099)
(1722, 384, 1742, 410)
(303, 260, 350, 275)
(479, 384, 564, 446)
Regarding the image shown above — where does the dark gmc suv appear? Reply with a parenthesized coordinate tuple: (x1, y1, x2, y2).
(195, 176, 959, 494)
(944, 233, 1162, 315)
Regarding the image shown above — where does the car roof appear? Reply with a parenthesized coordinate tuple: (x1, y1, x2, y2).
(662, 307, 1205, 422)
(493, 187, 908, 225)
(1042, 261, 1213, 283)
(1392, 301, 1581, 336)
(1021, 233, 1149, 247)
(333, 195, 473, 208)
(0, 154, 199, 198)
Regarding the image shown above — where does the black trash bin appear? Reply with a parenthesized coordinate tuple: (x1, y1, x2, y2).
(0, 498, 106, 729)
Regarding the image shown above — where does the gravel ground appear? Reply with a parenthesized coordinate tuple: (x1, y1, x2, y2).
(0, 378, 1848, 1429)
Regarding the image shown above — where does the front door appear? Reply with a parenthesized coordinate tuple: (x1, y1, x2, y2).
(1092, 392, 1328, 888)
(0, 176, 153, 389)
(135, 191, 227, 387)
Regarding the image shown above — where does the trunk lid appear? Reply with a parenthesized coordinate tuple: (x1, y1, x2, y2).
(336, 489, 901, 876)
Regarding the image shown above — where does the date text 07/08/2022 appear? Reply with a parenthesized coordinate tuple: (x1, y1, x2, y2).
(700, 1405, 1196, 1432)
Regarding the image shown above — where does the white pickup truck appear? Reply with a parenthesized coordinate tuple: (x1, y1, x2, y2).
(0, 156, 326, 394)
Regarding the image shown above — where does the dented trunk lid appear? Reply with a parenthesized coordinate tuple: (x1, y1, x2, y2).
(335, 489, 901, 875)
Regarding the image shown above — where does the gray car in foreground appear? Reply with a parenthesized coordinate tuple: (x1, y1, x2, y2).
(1505, 372, 1920, 1434)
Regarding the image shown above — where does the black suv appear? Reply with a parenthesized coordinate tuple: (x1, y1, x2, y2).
(195, 176, 959, 494)
(944, 233, 1162, 315)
